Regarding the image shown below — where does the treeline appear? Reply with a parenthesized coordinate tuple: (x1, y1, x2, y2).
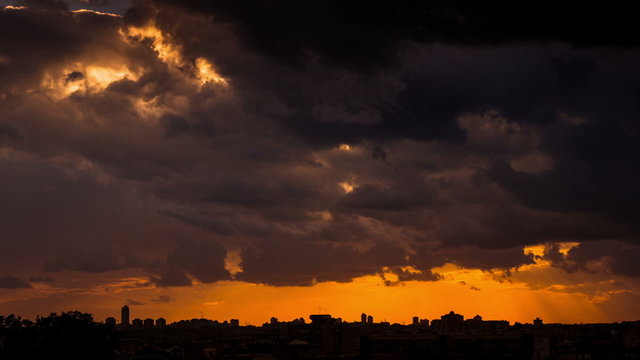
(0, 311, 116, 360)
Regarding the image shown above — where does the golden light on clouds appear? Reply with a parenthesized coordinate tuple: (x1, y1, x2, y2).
(2, 0, 640, 335)
(124, 25, 184, 68)
(224, 249, 243, 278)
(522, 242, 581, 266)
(523, 244, 546, 258)
(124, 25, 228, 88)
(195, 57, 229, 86)
(67, 266, 618, 326)
(339, 181, 356, 193)
(86, 66, 137, 89)
(41, 65, 140, 99)
(5, 241, 638, 326)
(2, 5, 26, 10)
(71, 9, 121, 18)
(557, 242, 581, 255)
(309, 210, 333, 222)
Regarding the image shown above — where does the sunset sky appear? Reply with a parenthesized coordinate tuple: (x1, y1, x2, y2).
(2, 0, 640, 325)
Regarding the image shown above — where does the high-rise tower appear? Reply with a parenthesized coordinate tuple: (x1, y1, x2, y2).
(121, 305, 130, 325)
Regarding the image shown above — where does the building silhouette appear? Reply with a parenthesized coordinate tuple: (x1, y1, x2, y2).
(78, 306, 640, 359)
(121, 305, 130, 325)
(143, 318, 155, 329)
(131, 318, 143, 329)
(441, 311, 464, 332)
(310, 314, 332, 325)
(156, 318, 166, 328)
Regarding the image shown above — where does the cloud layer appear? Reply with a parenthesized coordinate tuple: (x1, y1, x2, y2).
(1, 1, 639, 302)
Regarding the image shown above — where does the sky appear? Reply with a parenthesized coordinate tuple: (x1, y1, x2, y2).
(1, 0, 640, 325)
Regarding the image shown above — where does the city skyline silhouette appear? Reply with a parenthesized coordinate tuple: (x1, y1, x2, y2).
(3, 307, 640, 359)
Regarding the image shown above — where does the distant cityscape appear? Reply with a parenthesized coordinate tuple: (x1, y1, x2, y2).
(108, 304, 535, 331)
(83, 305, 640, 359)
(3, 305, 640, 359)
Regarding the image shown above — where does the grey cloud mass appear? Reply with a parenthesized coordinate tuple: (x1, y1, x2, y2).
(0, 276, 32, 289)
(1, 1, 640, 293)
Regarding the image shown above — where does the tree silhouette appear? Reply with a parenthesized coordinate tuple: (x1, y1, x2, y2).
(0, 311, 116, 360)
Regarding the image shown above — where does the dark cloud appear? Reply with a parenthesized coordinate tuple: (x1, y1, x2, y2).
(379, 266, 440, 287)
(489, 120, 640, 220)
(13, 0, 134, 14)
(150, 294, 174, 303)
(545, 241, 640, 278)
(43, 247, 146, 273)
(2, 1, 640, 295)
(237, 240, 408, 286)
(0, 276, 32, 289)
(0, 124, 21, 140)
(371, 146, 387, 162)
(151, 1, 640, 70)
(156, 240, 229, 287)
(341, 183, 432, 211)
(28, 276, 55, 283)
(444, 247, 534, 271)
(202, 178, 318, 209)
(20, 0, 69, 12)
(160, 112, 216, 138)
(65, 70, 85, 82)
(0, 4, 137, 95)
(78, 0, 110, 5)
(126, 299, 146, 306)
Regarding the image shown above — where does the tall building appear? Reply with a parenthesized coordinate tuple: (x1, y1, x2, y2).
(441, 311, 464, 332)
(361, 313, 367, 323)
(412, 316, 419, 325)
(466, 315, 484, 332)
(121, 305, 130, 325)
(367, 315, 373, 324)
(156, 318, 167, 328)
(132, 318, 143, 329)
(310, 314, 332, 325)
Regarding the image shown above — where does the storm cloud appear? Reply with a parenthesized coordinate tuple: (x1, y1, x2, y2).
(0, 276, 32, 289)
(1, 0, 640, 301)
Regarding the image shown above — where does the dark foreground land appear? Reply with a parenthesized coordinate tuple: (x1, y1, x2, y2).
(2, 311, 640, 359)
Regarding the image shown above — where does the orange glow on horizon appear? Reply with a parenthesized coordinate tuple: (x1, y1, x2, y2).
(77, 272, 619, 326)
(2, 243, 637, 326)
